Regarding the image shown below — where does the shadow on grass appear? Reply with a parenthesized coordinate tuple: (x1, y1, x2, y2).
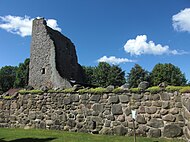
(0, 138, 56, 142)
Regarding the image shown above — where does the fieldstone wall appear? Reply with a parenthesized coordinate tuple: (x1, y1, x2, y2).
(0, 92, 189, 141)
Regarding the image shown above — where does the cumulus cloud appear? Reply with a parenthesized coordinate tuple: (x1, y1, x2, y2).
(172, 8, 190, 33)
(124, 35, 184, 56)
(0, 15, 61, 37)
(97, 56, 136, 65)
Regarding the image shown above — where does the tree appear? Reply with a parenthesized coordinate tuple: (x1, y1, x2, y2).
(14, 58, 30, 88)
(0, 66, 17, 92)
(82, 62, 126, 87)
(107, 65, 126, 87)
(82, 66, 96, 85)
(127, 64, 149, 88)
(150, 63, 187, 86)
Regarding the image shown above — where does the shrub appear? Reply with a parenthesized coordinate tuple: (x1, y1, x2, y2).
(3, 96, 14, 99)
(18, 90, 44, 94)
(77, 88, 89, 94)
(179, 86, 190, 93)
(166, 86, 183, 92)
(129, 88, 141, 93)
(88, 87, 108, 94)
(61, 88, 75, 93)
(146, 86, 161, 94)
(112, 87, 125, 93)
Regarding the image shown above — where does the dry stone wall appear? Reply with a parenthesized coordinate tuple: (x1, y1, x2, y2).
(0, 92, 189, 141)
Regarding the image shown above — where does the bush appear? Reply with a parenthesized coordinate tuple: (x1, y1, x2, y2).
(112, 87, 125, 93)
(18, 90, 44, 94)
(129, 88, 141, 93)
(77, 88, 89, 94)
(179, 86, 190, 93)
(88, 87, 108, 94)
(146, 86, 161, 94)
(166, 86, 183, 92)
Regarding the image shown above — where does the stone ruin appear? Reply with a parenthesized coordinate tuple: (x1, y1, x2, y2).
(28, 18, 84, 89)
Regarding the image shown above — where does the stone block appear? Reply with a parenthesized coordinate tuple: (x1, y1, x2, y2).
(112, 104, 123, 115)
(152, 101, 162, 107)
(119, 95, 130, 103)
(163, 114, 176, 122)
(145, 107, 157, 114)
(90, 95, 101, 102)
(132, 94, 143, 101)
(160, 92, 170, 101)
(117, 115, 125, 122)
(170, 108, 179, 114)
(113, 126, 127, 136)
(163, 124, 182, 138)
(63, 97, 71, 105)
(92, 104, 104, 113)
(149, 128, 161, 138)
(136, 115, 146, 124)
(70, 94, 79, 102)
(150, 94, 160, 101)
(162, 101, 170, 109)
(108, 96, 119, 104)
(147, 118, 164, 128)
(29, 111, 36, 120)
(100, 127, 113, 135)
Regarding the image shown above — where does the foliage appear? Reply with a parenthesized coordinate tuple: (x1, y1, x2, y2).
(146, 86, 161, 94)
(127, 64, 149, 88)
(88, 87, 108, 94)
(77, 88, 89, 94)
(0, 66, 17, 92)
(150, 63, 187, 86)
(18, 89, 44, 94)
(179, 86, 190, 93)
(83, 62, 126, 87)
(14, 58, 30, 88)
(2, 96, 14, 99)
(112, 87, 125, 93)
(61, 88, 75, 93)
(0, 128, 184, 142)
(129, 88, 141, 93)
(165, 86, 183, 92)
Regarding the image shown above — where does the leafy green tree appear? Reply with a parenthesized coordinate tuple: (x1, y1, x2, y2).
(14, 58, 30, 88)
(127, 64, 149, 88)
(150, 63, 187, 86)
(107, 65, 126, 87)
(82, 66, 96, 85)
(0, 66, 17, 92)
(82, 62, 126, 87)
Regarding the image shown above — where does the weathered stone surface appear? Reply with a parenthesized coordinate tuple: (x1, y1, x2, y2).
(152, 101, 162, 107)
(108, 96, 119, 104)
(138, 81, 149, 90)
(147, 118, 164, 128)
(70, 94, 79, 102)
(113, 126, 127, 136)
(163, 124, 182, 138)
(149, 128, 161, 138)
(117, 115, 125, 122)
(29, 111, 36, 120)
(100, 127, 113, 135)
(163, 114, 176, 122)
(150, 94, 160, 101)
(119, 95, 129, 103)
(145, 107, 157, 114)
(170, 108, 179, 115)
(46, 120, 53, 125)
(162, 101, 170, 109)
(90, 95, 101, 102)
(136, 115, 146, 124)
(160, 92, 170, 101)
(67, 120, 76, 128)
(64, 97, 71, 105)
(106, 85, 115, 92)
(112, 104, 123, 115)
(29, 18, 84, 89)
(92, 104, 104, 113)
(132, 94, 143, 100)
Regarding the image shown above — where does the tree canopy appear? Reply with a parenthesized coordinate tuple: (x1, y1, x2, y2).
(83, 62, 126, 87)
(150, 63, 187, 86)
(127, 64, 149, 88)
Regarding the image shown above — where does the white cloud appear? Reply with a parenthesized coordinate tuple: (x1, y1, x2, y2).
(97, 56, 136, 65)
(124, 35, 184, 56)
(0, 15, 61, 37)
(172, 8, 190, 33)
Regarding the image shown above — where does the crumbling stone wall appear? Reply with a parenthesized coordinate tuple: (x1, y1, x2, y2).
(29, 18, 83, 89)
(0, 92, 189, 141)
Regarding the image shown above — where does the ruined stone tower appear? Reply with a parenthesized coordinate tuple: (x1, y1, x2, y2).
(29, 18, 83, 89)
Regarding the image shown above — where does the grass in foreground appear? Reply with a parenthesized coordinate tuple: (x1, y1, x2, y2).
(0, 128, 185, 142)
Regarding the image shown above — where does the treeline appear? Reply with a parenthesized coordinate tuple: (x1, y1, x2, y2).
(0, 59, 29, 93)
(0, 59, 188, 93)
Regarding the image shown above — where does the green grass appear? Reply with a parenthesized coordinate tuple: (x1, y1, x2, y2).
(0, 128, 185, 142)
(18, 89, 44, 94)
(129, 88, 141, 93)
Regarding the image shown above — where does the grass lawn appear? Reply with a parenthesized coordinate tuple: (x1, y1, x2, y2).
(0, 128, 185, 142)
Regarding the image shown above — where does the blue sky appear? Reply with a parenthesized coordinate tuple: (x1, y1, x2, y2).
(0, 0, 190, 81)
